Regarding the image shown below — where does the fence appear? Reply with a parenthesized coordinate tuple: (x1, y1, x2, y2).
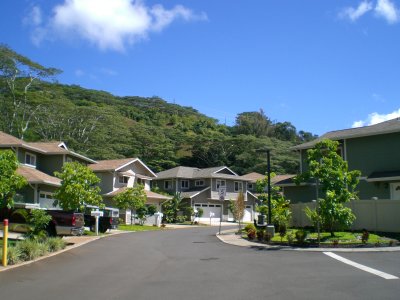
(290, 199, 400, 233)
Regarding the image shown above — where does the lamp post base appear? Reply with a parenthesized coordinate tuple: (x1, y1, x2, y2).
(266, 225, 275, 238)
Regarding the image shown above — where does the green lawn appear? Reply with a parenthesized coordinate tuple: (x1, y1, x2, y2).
(118, 224, 162, 232)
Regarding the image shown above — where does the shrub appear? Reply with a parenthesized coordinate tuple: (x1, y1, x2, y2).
(257, 229, 265, 241)
(17, 239, 42, 261)
(295, 230, 307, 244)
(6, 246, 21, 265)
(46, 237, 66, 252)
(244, 223, 256, 233)
(264, 232, 272, 242)
(247, 228, 256, 240)
(361, 229, 369, 244)
(38, 243, 48, 257)
(287, 232, 295, 245)
(197, 208, 204, 218)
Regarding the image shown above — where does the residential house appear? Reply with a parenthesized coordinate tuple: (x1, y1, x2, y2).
(276, 118, 400, 232)
(88, 158, 171, 224)
(241, 172, 295, 194)
(0, 131, 95, 208)
(153, 166, 259, 222)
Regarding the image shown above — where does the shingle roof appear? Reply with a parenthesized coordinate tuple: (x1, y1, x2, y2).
(0, 131, 95, 163)
(156, 166, 242, 180)
(292, 117, 400, 150)
(89, 158, 136, 171)
(16, 165, 61, 186)
(180, 187, 210, 199)
(240, 172, 264, 182)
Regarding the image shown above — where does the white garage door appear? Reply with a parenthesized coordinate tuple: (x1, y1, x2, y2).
(243, 205, 253, 222)
(195, 204, 222, 221)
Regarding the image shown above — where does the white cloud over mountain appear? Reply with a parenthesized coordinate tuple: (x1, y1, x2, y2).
(28, 0, 207, 51)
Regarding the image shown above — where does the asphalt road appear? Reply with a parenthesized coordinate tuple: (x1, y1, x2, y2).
(0, 227, 399, 300)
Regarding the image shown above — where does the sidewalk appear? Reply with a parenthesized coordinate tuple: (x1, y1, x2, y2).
(216, 229, 400, 252)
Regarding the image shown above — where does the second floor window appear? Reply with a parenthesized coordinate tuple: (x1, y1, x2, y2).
(118, 176, 129, 184)
(25, 153, 36, 167)
(234, 181, 243, 192)
(164, 180, 172, 190)
(181, 180, 189, 189)
(195, 180, 204, 187)
(216, 180, 226, 190)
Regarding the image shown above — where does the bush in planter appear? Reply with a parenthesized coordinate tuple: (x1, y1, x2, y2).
(17, 239, 42, 261)
(257, 229, 265, 241)
(244, 223, 256, 234)
(247, 228, 256, 240)
(46, 237, 66, 252)
(295, 230, 307, 244)
(5, 246, 21, 265)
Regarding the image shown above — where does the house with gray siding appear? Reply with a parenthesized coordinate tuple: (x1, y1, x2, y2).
(277, 118, 400, 202)
(153, 166, 259, 222)
(88, 158, 171, 224)
(0, 131, 95, 208)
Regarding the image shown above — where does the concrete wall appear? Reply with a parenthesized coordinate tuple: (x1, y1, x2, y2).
(290, 199, 400, 232)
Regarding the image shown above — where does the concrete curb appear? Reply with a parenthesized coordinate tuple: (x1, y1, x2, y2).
(0, 230, 129, 273)
(216, 229, 400, 252)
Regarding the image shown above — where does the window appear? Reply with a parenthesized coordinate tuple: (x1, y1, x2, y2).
(181, 180, 189, 189)
(118, 176, 129, 184)
(195, 180, 205, 187)
(216, 180, 226, 189)
(164, 180, 172, 190)
(248, 183, 253, 190)
(234, 181, 243, 192)
(137, 178, 144, 185)
(25, 153, 36, 166)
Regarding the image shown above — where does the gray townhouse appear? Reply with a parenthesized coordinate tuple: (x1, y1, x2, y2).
(88, 158, 171, 224)
(0, 131, 96, 208)
(153, 166, 259, 222)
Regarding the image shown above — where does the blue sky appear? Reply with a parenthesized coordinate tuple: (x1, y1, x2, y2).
(1, 0, 400, 135)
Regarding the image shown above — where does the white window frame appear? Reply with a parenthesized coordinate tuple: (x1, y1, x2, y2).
(216, 180, 226, 190)
(248, 183, 253, 190)
(234, 181, 243, 192)
(39, 191, 54, 200)
(118, 176, 129, 184)
(390, 182, 400, 200)
(25, 152, 37, 167)
(164, 180, 172, 190)
(181, 180, 189, 190)
(195, 180, 205, 187)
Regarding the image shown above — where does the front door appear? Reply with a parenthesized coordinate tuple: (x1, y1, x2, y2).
(390, 182, 400, 200)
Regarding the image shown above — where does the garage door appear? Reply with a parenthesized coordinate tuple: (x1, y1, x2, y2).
(194, 204, 222, 222)
(243, 205, 253, 222)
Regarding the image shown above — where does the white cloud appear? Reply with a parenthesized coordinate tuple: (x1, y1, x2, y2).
(352, 108, 400, 127)
(340, 1, 373, 21)
(375, 0, 400, 23)
(29, 0, 207, 51)
(24, 6, 43, 26)
(99, 68, 118, 76)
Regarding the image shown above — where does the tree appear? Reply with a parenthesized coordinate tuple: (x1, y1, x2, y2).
(234, 191, 246, 231)
(234, 109, 273, 137)
(296, 139, 361, 236)
(161, 193, 189, 223)
(0, 150, 27, 209)
(0, 45, 61, 139)
(114, 185, 147, 224)
(53, 162, 103, 212)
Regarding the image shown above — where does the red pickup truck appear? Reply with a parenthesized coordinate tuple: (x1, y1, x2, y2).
(0, 203, 85, 236)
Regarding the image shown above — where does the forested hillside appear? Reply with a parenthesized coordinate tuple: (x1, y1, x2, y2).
(0, 45, 316, 174)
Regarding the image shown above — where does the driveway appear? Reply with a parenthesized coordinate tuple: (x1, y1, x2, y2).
(0, 227, 399, 300)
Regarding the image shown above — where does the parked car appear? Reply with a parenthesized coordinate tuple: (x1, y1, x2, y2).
(83, 205, 119, 233)
(0, 203, 85, 236)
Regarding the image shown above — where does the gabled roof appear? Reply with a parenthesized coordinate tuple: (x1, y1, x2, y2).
(0, 131, 95, 163)
(156, 166, 243, 180)
(292, 118, 400, 150)
(241, 172, 296, 185)
(17, 165, 61, 187)
(240, 172, 264, 182)
(89, 158, 157, 177)
(181, 187, 210, 199)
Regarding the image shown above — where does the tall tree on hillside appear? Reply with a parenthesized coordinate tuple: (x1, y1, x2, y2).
(234, 109, 273, 137)
(0, 45, 60, 139)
